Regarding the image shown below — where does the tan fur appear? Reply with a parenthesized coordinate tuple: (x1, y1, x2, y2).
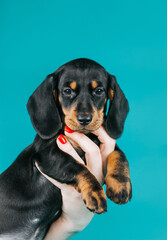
(53, 90, 57, 101)
(105, 151, 131, 204)
(91, 81, 98, 89)
(75, 171, 106, 213)
(108, 89, 114, 101)
(70, 81, 77, 90)
(62, 105, 104, 132)
(106, 151, 120, 174)
(58, 96, 61, 104)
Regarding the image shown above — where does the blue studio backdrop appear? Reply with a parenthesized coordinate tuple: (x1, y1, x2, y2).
(0, 1, 167, 239)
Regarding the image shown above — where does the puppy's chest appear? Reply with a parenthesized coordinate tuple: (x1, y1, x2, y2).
(65, 134, 100, 164)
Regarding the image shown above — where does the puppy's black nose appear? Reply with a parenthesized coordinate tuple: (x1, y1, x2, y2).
(77, 114, 92, 126)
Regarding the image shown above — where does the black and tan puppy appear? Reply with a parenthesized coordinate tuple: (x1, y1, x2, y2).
(0, 58, 132, 240)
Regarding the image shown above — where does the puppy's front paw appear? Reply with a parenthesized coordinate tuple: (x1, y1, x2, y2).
(105, 174, 132, 204)
(81, 185, 107, 214)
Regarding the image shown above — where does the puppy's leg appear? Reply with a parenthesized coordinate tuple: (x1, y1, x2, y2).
(105, 145, 132, 204)
(34, 143, 107, 214)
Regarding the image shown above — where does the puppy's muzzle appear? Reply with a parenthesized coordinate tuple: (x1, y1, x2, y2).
(77, 114, 92, 126)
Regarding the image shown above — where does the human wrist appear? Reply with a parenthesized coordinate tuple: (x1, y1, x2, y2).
(60, 215, 81, 239)
(44, 215, 80, 240)
(61, 214, 80, 233)
(62, 211, 93, 233)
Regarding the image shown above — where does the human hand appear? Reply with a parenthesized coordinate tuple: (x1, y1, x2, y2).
(91, 126, 116, 176)
(36, 126, 116, 240)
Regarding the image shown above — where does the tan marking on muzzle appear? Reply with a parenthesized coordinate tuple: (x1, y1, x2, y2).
(62, 105, 104, 132)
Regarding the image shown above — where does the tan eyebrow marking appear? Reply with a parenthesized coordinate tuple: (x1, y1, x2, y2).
(91, 81, 98, 89)
(70, 81, 77, 90)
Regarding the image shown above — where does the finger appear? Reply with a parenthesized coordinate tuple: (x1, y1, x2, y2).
(64, 130, 100, 158)
(64, 129, 103, 181)
(92, 126, 116, 146)
(56, 134, 84, 164)
(92, 127, 116, 177)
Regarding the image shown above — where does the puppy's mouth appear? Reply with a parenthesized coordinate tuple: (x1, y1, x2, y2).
(72, 127, 98, 134)
(63, 108, 104, 133)
(65, 120, 103, 133)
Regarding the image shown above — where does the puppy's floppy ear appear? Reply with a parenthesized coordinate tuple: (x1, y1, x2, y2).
(27, 72, 61, 139)
(105, 74, 129, 139)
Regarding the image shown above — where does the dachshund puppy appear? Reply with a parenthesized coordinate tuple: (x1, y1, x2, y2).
(0, 58, 132, 240)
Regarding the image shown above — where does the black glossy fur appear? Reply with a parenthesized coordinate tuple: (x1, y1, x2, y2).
(0, 58, 129, 239)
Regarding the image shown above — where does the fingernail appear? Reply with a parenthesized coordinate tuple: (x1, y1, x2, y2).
(65, 126, 74, 133)
(58, 134, 67, 144)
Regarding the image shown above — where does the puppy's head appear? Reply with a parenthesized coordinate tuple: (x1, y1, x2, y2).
(27, 58, 129, 139)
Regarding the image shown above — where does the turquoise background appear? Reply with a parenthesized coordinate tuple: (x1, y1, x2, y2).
(0, 0, 167, 239)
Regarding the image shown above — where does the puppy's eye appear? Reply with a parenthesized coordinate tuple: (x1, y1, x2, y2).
(63, 88, 72, 95)
(94, 87, 104, 96)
